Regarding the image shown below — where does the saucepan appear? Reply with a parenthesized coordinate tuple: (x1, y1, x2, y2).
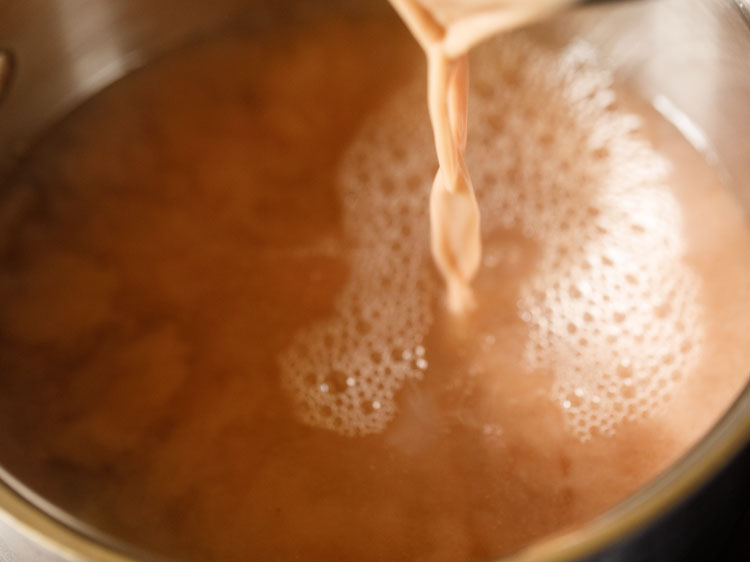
(0, 0, 748, 560)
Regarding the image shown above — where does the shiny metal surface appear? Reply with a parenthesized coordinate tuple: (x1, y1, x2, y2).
(0, 0, 748, 561)
(0, 0, 248, 176)
(562, 0, 750, 209)
(0, 49, 13, 106)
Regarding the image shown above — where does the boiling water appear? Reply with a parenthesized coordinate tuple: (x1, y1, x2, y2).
(0, 13, 748, 562)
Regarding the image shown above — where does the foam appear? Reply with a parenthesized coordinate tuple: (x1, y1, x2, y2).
(278, 83, 437, 436)
(279, 36, 703, 439)
(471, 39, 703, 439)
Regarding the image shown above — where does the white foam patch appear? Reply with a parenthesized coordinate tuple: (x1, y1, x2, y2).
(279, 36, 703, 439)
(469, 39, 703, 440)
(278, 84, 437, 436)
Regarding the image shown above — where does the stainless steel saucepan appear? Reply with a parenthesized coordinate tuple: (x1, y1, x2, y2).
(0, 0, 748, 560)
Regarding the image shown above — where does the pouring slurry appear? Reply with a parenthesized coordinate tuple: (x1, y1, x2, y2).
(0, 1, 748, 562)
(388, 0, 578, 312)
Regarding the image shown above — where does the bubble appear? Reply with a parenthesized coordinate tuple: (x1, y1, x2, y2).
(616, 360, 633, 379)
(621, 383, 636, 400)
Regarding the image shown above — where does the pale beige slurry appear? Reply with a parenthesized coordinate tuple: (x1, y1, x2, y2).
(389, 0, 574, 311)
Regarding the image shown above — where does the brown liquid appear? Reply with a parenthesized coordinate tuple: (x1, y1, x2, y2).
(0, 13, 749, 562)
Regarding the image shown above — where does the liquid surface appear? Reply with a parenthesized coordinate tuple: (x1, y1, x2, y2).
(0, 14, 749, 562)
